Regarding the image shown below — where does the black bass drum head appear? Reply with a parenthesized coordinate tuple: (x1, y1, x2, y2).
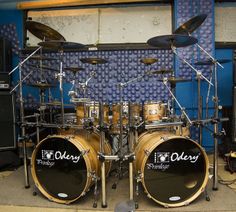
(31, 136, 87, 202)
(144, 136, 208, 206)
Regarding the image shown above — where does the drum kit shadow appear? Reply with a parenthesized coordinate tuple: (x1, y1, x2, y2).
(9, 14, 230, 209)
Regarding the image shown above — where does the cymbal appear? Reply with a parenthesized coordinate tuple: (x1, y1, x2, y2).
(147, 34, 198, 48)
(28, 64, 58, 72)
(194, 59, 231, 66)
(167, 77, 192, 84)
(174, 14, 207, 34)
(64, 67, 85, 73)
(148, 69, 173, 75)
(26, 21, 65, 41)
(28, 82, 56, 89)
(140, 58, 158, 65)
(80, 57, 108, 65)
(46, 101, 73, 107)
(20, 55, 57, 61)
(38, 40, 85, 50)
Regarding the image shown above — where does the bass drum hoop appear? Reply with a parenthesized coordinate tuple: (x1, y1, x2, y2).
(31, 134, 98, 204)
(136, 132, 209, 207)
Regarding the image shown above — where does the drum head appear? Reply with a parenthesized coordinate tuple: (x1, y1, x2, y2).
(143, 137, 208, 206)
(32, 136, 87, 202)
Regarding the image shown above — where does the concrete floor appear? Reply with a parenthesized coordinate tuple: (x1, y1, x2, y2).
(0, 156, 235, 212)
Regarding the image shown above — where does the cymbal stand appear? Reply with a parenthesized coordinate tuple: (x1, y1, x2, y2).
(197, 72, 203, 146)
(206, 68, 214, 119)
(9, 46, 42, 188)
(162, 77, 192, 125)
(56, 48, 65, 127)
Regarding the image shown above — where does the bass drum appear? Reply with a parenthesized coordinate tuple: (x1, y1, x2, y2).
(31, 131, 111, 204)
(135, 130, 209, 207)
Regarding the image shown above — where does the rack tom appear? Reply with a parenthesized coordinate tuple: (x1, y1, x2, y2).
(144, 101, 167, 123)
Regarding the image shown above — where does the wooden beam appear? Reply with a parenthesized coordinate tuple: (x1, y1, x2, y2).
(17, 0, 158, 10)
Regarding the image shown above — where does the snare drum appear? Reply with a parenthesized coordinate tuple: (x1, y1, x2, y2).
(76, 102, 109, 125)
(111, 102, 141, 134)
(31, 131, 111, 204)
(54, 113, 78, 134)
(144, 101, 167, 123)
(135, 130, 209, 207)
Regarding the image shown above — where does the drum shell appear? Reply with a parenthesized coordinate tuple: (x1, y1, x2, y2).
(135, 130, 209, 207)
(31, 132, 111, 204)
(144, 101, 166, 123)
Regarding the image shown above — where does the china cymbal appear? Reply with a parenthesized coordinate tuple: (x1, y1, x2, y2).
(26, 21, 65, 41)
(174, 14, 207, 34)
(64, 67, 85, 73)
(148, 69, 173, 75)
(20, 55, 57, 61)
(28, 64, 58, 72)
(147, 34, 198, 49)
(80, 57, 108, 65)
(140, 58, 158, 65)
(28, 82, 56, 89)
(38, 40, 85, 50)
(194, 59, 231, 66)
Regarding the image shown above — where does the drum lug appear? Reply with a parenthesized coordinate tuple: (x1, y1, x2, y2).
(144, 149, 150, 156)
(81, 191, 86, 196)
(184, 201, 190, 206)
(147, 193, 152, 199)
(163, 204, 169, 208)
(81, 149, 90, 156)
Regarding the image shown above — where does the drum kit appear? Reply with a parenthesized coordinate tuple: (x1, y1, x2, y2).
(9, 14, 230, 209)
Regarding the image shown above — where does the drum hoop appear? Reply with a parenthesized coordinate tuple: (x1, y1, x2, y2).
(140, 135, 209, 207)
(144, 101, 163, 105)
(31, 134, 94, 204)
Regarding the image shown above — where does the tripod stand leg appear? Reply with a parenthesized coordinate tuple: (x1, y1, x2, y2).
(22, 138, 30, 188)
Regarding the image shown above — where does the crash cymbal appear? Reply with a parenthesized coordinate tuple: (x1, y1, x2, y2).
(20, 55, 57, 61)
(38, 40, 85, 50)
(26, 21, 65, 41)
(147, 34, 198, 49)
(140, 58, 158, 65)
(174, 14, 207, 34)
(148, 69, 173, 75)
(46, 101, 73, 107)
(80, 57, 108, 65)
(64, 67, 85, 73)
(28, 82, 56, 89)
(194, 59, 231, 66)
(28, 64, 58, 72)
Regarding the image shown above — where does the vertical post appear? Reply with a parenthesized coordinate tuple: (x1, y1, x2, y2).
(213, 63, 219, 190)
(99, 102, 107, 207)
(59, 49, 65, 127)
(197, 73, 203, 146)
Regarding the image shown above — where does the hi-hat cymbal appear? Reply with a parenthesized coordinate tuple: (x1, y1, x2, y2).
(64, 67, 85, 73)
(147, 34, 198, 48)
(174, 14, 208, 34)
(80, 57, 108, 65)
(20, 55, 57, 61)
(26, 21, 65, 41)
(28, 82, 56, 89)
(140, 58, 158, 65)
(148, 69, 173, 75)
(28, 64, 58, 72)
(38, 40, 85, 50)
(194, 59, 231, 66)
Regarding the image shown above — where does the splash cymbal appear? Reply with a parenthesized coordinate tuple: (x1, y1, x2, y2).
(147, 34, 198, 49)
(80, 57, 108, 65)
(20, 55, 57, 61)
(64, 67, 85, 73)
(167, 77, 192, 84)
(174, 14, 207, 34)
(26, 21, 65, 41)
(147, 69, 174, 75)
(28, 64, 58, 72)
(140, 58, 158, 65)
(194, 59, 231, 66)
(28, 82, 56, 89)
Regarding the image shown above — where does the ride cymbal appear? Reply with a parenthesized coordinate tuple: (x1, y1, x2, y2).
(140, 58, 158, 65)
(80, 57, 108, 65)
(26, 21, 65, 41)
(20, 55, 57, 61)
(174, 14, 208, 34)
(148, 69, 173, 75)
(38, 40, 85, 50)
(147, 34, 198, 49)
(194, 59, 231, 66)
(64, 67, 85, 73)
